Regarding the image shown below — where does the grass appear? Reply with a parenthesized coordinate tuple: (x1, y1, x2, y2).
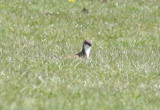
(0, 0, 160, 109)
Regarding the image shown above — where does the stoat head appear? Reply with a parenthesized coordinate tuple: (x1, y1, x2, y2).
(83, 40, 93, 58)
(84, 40, 92, 47)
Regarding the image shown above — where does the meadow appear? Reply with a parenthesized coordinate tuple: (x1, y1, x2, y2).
(0, 0, 160, 109)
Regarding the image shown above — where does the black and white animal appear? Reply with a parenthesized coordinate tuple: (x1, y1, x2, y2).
(65, 40, 93, 59)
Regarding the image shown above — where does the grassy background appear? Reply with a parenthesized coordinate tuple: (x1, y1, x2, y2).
(0, 0, 160, 109)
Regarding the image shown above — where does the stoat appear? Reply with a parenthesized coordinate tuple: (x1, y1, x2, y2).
(65, 40, 93, 59)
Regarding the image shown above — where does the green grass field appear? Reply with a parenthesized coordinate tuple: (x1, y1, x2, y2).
(0, 0, 160, 109)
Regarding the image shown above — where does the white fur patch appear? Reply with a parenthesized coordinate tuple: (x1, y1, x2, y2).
(84, 44, 91, 58)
